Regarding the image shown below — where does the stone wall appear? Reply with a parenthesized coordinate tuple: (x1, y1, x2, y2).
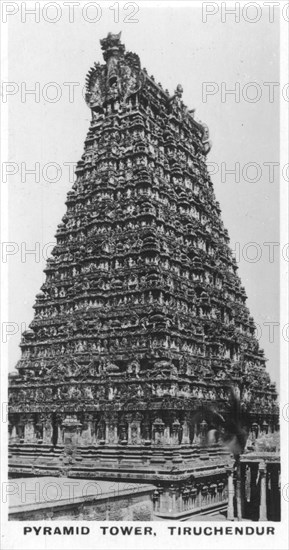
(9, 492, 154, 521)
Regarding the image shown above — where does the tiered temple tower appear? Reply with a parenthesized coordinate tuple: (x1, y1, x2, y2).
(8, 33, 278, 519)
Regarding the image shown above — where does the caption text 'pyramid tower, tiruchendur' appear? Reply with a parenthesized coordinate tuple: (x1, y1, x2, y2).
(8, 33, 279, 519)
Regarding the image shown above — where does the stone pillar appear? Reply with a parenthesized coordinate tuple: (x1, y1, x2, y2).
(24, 415, 35, 443)
(142, 420, 151, 444)
(226, 467, 235, 520)
(152, 490, 160, 513)
(193, 427, 200, 445)
(43, 415, 53, 444)
(171, 419, 180, 445)
(58, 423, 64, 445)
(11, 425, 18, 442)
(217, 481, 224, 502)
(259, 461, 268, 521)
(157, 486, 164, 512)
(267, 423, 273, 435)
(152, 417, 165, 444)
(182, 418, 190, 444)
(96, 418, 106, 444)
(236, 458, 242, 521)
(201, 485, 208, 508)
(244, 463, 252, 514)
(169, 485, 177, 513)
(200, 419, 208, 445)
(119, 420, 128, 444)
(182, 487, 190, 511)
(209, 483, 217, 506)
(91, 417, 98, 445)
(81, 415, 93, 446)
(105, 414, 118, 445)
(8, 421, 12, 442)
(163, 426, 171, 445)
(251, 422, 258, 442)
(105, 423, 117, 445)
(196, 484, 202, 508)
(76, 424, 82, 446)
(86, 421, 93, 445)
(9, 417, 18, 442)
(191, 487, 197, 509)
(128, 414, 142, 445)
(50, 413, 61, 445)
(126, 414, 133, 444)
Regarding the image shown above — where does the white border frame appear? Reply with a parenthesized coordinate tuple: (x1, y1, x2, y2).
(1, 2, 288, 549)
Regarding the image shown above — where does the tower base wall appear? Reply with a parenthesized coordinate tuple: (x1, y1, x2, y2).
(8, 442, 230, 519)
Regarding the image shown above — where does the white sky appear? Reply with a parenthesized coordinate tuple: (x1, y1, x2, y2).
(6, 3, 280, 387)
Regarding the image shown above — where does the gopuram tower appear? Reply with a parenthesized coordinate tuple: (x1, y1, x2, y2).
(9, 33, 279, 519)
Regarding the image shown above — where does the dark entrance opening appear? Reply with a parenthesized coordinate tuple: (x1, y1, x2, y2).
(51, 412, 58, 446)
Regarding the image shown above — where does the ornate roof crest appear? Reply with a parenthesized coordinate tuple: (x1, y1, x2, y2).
(85, 32, 144, 110)
(100, 31, 125, 61)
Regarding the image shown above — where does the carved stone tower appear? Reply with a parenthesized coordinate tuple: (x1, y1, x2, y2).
(8, 33, 278, 518)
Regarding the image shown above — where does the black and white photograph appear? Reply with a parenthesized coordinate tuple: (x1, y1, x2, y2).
(1, 1, 288, 549)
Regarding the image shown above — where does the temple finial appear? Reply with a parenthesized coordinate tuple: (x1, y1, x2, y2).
(100, 31, 125, 62)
